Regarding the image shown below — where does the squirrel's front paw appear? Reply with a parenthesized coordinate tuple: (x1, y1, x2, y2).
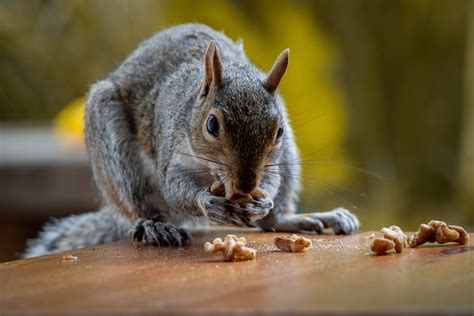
(234, 196, 273, 222)
(206, 196, 271, 227)
(132, 219, 190, 246)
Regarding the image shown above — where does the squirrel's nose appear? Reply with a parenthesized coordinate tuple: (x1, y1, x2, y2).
(234, 178, 257, 195)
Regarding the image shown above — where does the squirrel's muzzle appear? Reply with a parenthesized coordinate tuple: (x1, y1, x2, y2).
(233, 170, 258, 195)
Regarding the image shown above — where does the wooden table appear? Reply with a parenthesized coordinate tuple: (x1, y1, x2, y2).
(1, 230, 473, 315)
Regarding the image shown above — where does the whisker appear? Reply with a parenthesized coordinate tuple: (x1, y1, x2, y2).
(263, 170, 361, 210)
(265, 158, 383, 180)
(203, 173, 222, 188)
(290, 113, 328, 129)
(264, 145, 334, 168)
(280, 170, 366, 198)
(177, 152, 227, 167)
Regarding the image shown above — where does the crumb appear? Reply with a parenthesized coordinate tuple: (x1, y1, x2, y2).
(61, 254, 78, 261)
(365, 233, 376, 239)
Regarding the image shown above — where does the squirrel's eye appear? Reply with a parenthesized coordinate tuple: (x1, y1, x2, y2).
(275, 125, 284, 143)
(206, 114, 220, 138)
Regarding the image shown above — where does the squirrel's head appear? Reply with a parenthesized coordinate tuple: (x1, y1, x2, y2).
(190, 41, 289, 197)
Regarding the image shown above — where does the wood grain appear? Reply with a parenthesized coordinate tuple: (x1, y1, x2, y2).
(1, 230, 473, 315)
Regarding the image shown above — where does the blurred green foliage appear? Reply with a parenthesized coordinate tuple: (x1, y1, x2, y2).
(0, 0, 472, 229)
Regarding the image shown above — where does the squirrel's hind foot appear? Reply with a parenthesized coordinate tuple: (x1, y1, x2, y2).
(132, 219, 191, 246)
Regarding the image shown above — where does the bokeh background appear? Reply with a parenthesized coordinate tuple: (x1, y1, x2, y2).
(1, 0, 472, 261)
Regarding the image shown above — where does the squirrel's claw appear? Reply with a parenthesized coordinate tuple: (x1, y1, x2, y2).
(236, 201, 271, 223)
(131, 219, 190, 246)
(252, 197, 274, 211)
(206, 196, 261, 227)
(132, 218, 146, 242)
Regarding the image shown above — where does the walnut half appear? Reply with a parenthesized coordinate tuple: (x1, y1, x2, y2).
(370, 225, 408, 255)
(274, 234, 312, 252)
(204, 234, 256, 261)
(408, 220, 470, 247)
(370, 238, 395, 254)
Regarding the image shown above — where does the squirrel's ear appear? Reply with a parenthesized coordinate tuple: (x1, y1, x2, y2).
(213, 44, 224, 85)
(201, 41, 223, 97)
(201, 41, 216, 97)
(264, 48, 289, 94)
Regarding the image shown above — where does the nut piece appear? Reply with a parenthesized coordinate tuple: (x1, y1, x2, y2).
(275, 234, 312, 252)
(210, 181, 225, 197)
(370, 238, 395, 254)
(204, 234, 256, 261)
(408, 220, 470, 247)
(447, 225, 470, 245)
(210, 180, 272, 221)
(210, 180, 268, 202)
(370, 225, 407, 255)
(381, 225, 408, 253)
(229, 192, 254, 204)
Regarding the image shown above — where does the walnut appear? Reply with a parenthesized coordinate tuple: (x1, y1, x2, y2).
(274, 234, 312, 252)
(204, 234, 256, 261)
(370, 225, 407, 255)
(370, 238, 395, 254)
(408, 220, 470, 247)
(210, 180, 225, 197)
(210, 180, 272, 221)
(210, 180, 268, 202)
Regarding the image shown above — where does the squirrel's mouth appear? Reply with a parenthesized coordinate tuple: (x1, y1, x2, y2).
(212, 172, 267, 198)
(223, 175, 261, 199)
(223, 177, 236, 200)
(210, 174, 273, 222)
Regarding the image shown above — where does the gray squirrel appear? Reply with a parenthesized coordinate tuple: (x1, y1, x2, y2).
(25, 24, 359, 258)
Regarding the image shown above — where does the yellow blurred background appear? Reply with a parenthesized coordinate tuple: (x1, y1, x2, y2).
(0, 0, 472, 261)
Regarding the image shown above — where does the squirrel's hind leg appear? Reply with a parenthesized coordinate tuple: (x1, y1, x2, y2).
(259, 207, 360, 235)
(132, 219, 190, 246)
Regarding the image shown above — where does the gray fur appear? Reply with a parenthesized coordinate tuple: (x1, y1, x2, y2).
(25, 24, 359, 258)
(24, 207, 132, 258)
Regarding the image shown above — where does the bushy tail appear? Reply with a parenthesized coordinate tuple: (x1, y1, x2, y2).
(24, 207, 133, 258)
